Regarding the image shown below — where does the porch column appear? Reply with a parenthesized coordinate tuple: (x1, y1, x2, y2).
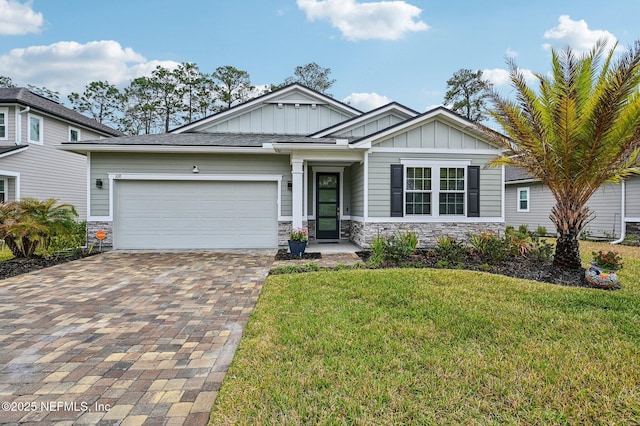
(291, 158, 304, 230)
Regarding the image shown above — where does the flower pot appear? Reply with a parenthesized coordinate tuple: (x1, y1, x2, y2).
(585, 262, 619, 288)
(288, 240, 307, 258)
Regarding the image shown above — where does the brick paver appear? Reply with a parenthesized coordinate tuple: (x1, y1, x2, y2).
(0, 250, 273, 425)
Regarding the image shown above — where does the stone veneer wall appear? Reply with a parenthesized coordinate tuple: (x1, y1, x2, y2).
(87, 221, 113, 247)
(350, 221, 505, 249)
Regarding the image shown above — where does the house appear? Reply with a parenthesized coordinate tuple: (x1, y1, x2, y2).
(61, 84, 506, 249)
(0, 88, 122, 218)
(505, 166, 640, 240)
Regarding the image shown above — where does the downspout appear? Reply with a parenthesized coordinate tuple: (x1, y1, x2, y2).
(17, 106, 30, 145)
(611, 179, 626, 244)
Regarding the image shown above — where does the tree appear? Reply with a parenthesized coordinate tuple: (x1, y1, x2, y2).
(443, 69, 492, 122)
(175, 62, 215, 123)
(0, 76, 16, 88)
(121, 76, 162, 135)
(27, 84, 60, 102)
(485, 39, 640, 269)
(149, 65, 186, 132)
(285, 62, 335, 94)
(67, 81, 122, 126)
(211, 65, 254, 111)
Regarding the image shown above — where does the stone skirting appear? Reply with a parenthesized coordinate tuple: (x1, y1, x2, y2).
(350, 221, 505, 249)
(87, 221, 113, 247)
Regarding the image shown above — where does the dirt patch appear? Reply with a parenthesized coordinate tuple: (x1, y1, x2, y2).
(357, 250, 613, 290)
(0, 251, 99, 281)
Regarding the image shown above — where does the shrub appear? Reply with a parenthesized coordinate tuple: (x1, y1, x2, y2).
(535, 225, 547, 237)
(518, 224, 530, 235)
(46, 220, 86, 257)
(435, 235, 467, 263)
(528, 238, 554, 262)
(383, 230, 419, 263)
(368, 234, 385, 267)
(509, 231, 534, 256)
(485, 235, 510, 262)
(0, 198, 79, 258)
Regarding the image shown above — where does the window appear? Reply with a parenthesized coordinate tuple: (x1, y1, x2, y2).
(0, 107, 7, 140)
(404, 164, 467, 216)
(0, 180, 5, 203)
(68, 127, 80, 142)
(405, 167, 431, 214)
(517, 187, 530, 212)
(439, 167, 465, 215)
(28, 114, 43, 144)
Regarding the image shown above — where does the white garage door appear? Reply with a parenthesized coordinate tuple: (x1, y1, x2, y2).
(114, 180, 278, 249)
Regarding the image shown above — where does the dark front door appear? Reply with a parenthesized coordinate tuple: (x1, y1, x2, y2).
(316, 173, 339, 239)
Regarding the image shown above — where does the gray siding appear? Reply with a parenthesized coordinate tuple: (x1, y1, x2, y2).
(333, 113, 407, 138)
(90, 153, 291, 217)
(505, 182, 623, 237)
(626, 175, 640, 217)
(377, 120, 496, 150)
(202, 103, 354, 135)
(350, 162, 364, 216)
(368, 152, 502, 218)
(0, 111, 102, 218)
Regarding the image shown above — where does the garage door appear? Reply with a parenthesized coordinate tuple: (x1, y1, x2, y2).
(114, 180, 278, 249)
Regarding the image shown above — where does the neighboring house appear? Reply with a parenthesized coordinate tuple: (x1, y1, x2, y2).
(62, 84, 506, 249)
(505, 166, 640, 240)
(0, 88, 122, 218)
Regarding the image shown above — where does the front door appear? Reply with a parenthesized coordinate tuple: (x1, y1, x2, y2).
(316, 173, 340, 239)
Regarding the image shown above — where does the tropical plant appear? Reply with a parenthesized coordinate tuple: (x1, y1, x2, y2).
(0, 198, 79, 258)
(485, 39, 640, 269)
(368, 234, 385, 267)
(382, 230, 419, 263)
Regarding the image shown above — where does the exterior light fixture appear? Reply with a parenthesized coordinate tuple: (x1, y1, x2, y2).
(96, 179, 103, 189)
(193, 165, 199, 173)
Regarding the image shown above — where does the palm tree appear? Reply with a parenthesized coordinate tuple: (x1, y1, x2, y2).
(485, 39, 640, 269)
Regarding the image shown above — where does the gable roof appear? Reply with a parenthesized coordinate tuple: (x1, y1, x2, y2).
(309, 102, 419, 138)
(350, 106, 503, 149)
(172, 83, 362, 133)
(0, 88, 123, 137)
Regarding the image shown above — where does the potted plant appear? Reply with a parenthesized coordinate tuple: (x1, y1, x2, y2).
(585, 250, 623, 288)
(288, 228, 308, 258)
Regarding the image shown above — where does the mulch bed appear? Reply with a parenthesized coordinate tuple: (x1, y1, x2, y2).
(357, 250, 614, 290)
(0, 251, 99, 281)
(275, 249, 322, 261)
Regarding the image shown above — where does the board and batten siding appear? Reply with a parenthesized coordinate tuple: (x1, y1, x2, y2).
(332, 114, 407, 138)
(367, 152, 502, 218)
(201, 103, 354, 135)
(90, 153, 291, 217)
(505, 182, 623, 237)
(376, 120, 495, 150)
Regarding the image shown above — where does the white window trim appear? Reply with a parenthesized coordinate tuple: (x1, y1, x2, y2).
(0, 107, 7, 140)
(517, 187, 530, 212)
(28, 113, 43, 145)
(401, 159, 471, 218)
(68, 126, 81, 142)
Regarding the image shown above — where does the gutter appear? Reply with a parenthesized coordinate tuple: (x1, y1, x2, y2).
(610, 179, 626, 244)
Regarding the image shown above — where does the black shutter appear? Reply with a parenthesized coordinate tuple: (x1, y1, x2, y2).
(467, 165, 480, 217)
(390, 164, 404, 217)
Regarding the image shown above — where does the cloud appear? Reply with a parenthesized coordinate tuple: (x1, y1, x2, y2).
(297, 0, 428, 41)
(543, 15, 618, 53)
(342, 92, 390, 110)
(0, 40, 180, 95)
(0, 0, 43, 35)
(505, 47, 518, 59)
(483, 68, 536, 87)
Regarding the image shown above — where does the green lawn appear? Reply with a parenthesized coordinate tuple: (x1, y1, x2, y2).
(210, 241, 640, 425)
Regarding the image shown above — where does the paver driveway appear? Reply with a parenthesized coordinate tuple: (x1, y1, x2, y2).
(0, 250, 273, 425)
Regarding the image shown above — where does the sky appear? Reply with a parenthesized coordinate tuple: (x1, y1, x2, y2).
(1, 0, 640, 114)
